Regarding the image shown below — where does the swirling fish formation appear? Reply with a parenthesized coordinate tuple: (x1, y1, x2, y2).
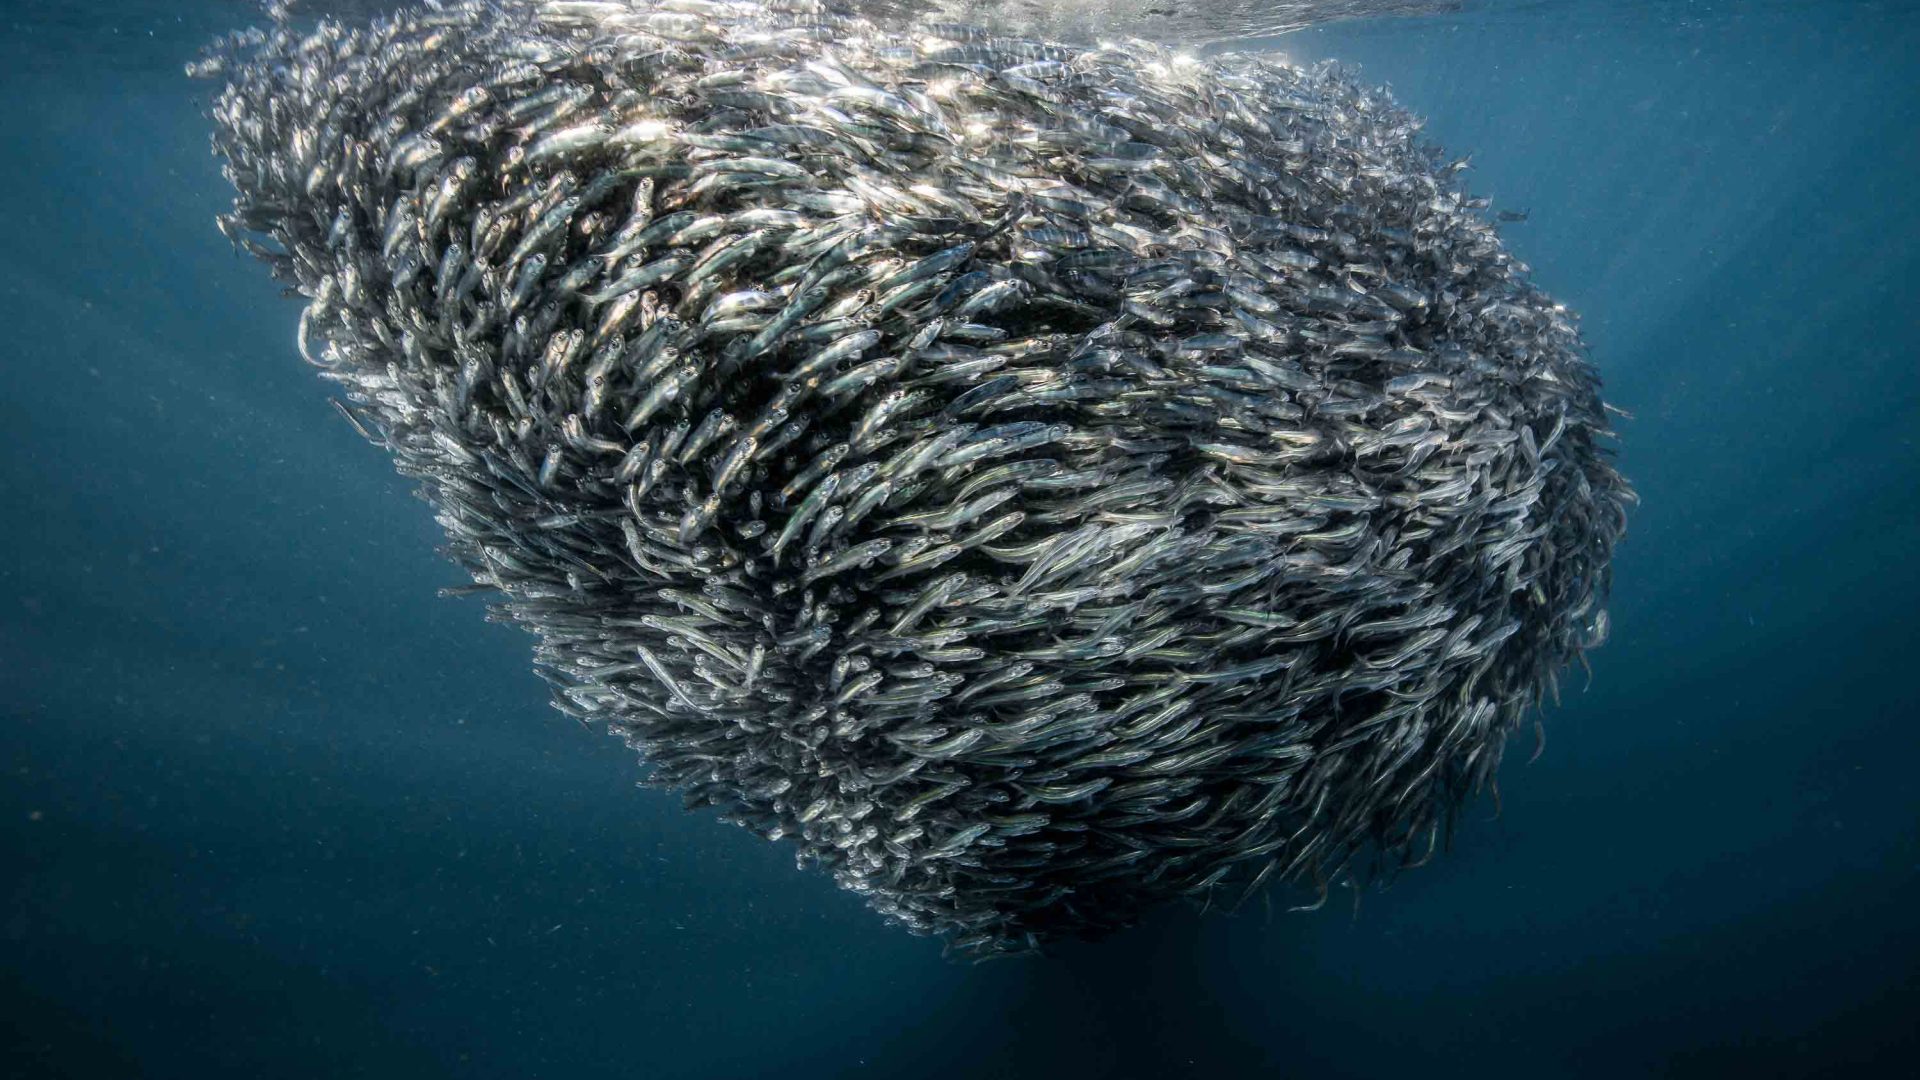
(197, 0, 1630, 957)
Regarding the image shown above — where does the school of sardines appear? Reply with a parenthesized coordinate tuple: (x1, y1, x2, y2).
(196, 0, 1631, 956)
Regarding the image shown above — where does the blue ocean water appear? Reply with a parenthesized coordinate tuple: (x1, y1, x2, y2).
(2, 1, 1916, 1076)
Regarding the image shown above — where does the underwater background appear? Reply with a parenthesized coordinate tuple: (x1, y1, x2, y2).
(3, 1, 1916, 1076)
